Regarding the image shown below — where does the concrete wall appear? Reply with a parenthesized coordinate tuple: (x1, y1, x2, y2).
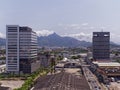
(31, 61, 40, 73)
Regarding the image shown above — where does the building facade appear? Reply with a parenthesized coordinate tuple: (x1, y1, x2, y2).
(6, 25, 39, 74)
(38, 52, 51, 68)
(92, 32, 110, 60)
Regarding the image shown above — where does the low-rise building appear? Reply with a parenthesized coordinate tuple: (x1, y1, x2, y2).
(38, 52, 51, 68)
(93, 62, 120, 77)
(91, 61, 120, 84)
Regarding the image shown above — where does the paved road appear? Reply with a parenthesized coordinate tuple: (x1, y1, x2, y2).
(80, 59, 102, 90)
(83, 67, 102, 90)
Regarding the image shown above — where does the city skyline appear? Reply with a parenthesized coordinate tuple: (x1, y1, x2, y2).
(1, 0, 120, 43)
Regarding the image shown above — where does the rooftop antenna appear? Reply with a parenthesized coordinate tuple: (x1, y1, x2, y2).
(101, 29, 103, 32)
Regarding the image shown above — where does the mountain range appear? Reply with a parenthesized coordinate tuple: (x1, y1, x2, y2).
(38, 33, 91, 47)
(0, 33, 119, 48)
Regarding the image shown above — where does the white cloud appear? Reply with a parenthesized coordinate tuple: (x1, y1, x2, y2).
(110, 33, 120, 44)
(70, 24, 79, 27)
(100, 26, 106, 30)
(0, 32, 5, 38)
(81, 23, 88, 26)
(63, 32, 92, 42)
(58, 23, 63, 26)
(63, 24, 81, 30)
(60, 23, 90, 30)
(89, 26, 95, 30)
(35, 30, 54, 36)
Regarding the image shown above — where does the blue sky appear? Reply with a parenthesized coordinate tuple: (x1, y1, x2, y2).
(0, 0, 120, 43)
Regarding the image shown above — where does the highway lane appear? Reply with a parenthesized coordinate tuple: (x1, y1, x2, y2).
(81, 59, 102, 90)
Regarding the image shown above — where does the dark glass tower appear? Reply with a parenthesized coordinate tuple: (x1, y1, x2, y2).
(92, 32, 110, 60)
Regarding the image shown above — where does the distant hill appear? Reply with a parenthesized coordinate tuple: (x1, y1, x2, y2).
(110, 41, 120, 48)
(0, 33, 120, 48)
(38, 33, 91, 47)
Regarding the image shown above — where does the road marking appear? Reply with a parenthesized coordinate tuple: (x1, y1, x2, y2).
(30, 87, 34, 90)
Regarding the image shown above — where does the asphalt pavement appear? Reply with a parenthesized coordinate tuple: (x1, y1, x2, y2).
(32, 60, 90, 90)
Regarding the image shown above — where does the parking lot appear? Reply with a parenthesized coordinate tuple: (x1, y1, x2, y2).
(109, 82, 120, 90)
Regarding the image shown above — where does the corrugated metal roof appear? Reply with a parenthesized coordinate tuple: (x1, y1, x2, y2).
(93, 62, 120, 67)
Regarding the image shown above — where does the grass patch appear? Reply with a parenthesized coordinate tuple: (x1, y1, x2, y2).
(0, 67, 49, 90)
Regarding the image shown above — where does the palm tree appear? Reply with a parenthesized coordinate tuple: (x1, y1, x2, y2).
(50, 57, 56, 73)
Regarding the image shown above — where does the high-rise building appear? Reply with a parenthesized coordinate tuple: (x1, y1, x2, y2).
(6, 25, 39, 74)
(92, 32, 110, 60)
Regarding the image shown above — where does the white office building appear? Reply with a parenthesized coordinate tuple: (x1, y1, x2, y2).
(6, 25, 39, 74)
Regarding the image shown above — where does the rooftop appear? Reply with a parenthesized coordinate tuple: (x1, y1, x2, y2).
(93, 62, 120, 67)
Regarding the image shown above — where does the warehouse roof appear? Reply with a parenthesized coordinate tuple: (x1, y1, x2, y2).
(93, 62, 120, 67)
